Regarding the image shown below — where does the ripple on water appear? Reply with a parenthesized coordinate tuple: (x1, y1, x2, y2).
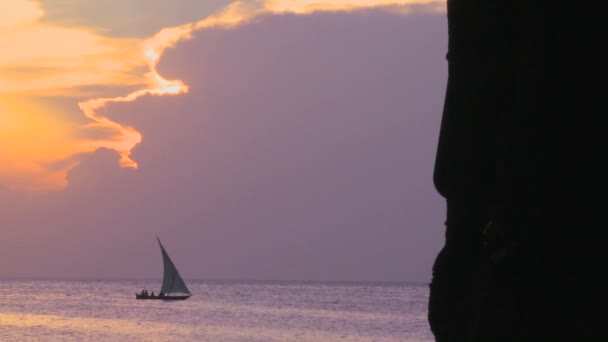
(0, 280, 433, 341)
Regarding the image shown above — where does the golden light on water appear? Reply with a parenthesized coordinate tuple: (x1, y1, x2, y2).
(0, 302, 403, 341)
(0, 312, 180, 339)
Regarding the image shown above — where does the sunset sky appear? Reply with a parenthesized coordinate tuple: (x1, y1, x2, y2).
(1, 0, 447, 282)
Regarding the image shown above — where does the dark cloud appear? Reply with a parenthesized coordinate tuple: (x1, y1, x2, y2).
(35, 0, 233, 37)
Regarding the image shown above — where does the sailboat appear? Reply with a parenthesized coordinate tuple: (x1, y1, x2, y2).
(136, 237, 192, 300)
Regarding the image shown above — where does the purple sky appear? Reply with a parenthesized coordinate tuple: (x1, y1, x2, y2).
(1, 9, 447, 282)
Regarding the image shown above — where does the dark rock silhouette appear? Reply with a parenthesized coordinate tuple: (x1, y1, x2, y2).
(429, 1, 595, 341)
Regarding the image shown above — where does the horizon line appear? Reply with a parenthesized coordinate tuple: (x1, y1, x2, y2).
(0, 275, 428, 286)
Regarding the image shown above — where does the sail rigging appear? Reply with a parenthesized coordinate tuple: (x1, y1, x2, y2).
(157, 237, 191, 295)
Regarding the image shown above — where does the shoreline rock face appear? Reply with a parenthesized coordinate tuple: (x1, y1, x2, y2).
(429, 1, 593, 340)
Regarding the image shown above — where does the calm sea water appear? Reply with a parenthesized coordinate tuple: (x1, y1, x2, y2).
(0, 280, 432, 341)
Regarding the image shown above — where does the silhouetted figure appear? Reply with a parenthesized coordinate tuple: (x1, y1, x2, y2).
(429, 1, 595, 341)
(151, 291, 155, 297)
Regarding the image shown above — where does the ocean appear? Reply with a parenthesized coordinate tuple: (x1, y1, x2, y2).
(0, 280, 433, 341)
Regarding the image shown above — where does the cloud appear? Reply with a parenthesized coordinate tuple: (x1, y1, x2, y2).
(76, 0, 446, 183)
(34, 0, 233, 38)
(0, 0, 143, 190)
(0, 0, 42, 27)
(0, 9, 447, 281)
(0, 2, 142, 94)
(1, 0, 444, 191)
(265, 0, 443, 13)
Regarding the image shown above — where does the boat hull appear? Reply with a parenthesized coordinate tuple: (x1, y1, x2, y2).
(135, 294, 190, 300)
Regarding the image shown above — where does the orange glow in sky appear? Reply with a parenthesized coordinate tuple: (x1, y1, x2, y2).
(0, 96, 76, 191)
(0, 0, 443, 191)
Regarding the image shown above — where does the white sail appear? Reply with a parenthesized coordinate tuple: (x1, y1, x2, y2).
(157, 237, 191, 295)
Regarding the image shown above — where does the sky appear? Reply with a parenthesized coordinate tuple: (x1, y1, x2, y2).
(1, 0, 447, 282)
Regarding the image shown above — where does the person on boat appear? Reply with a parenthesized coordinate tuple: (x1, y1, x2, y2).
(151, 291, 155, 297)
(159, 292, 165, 298)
